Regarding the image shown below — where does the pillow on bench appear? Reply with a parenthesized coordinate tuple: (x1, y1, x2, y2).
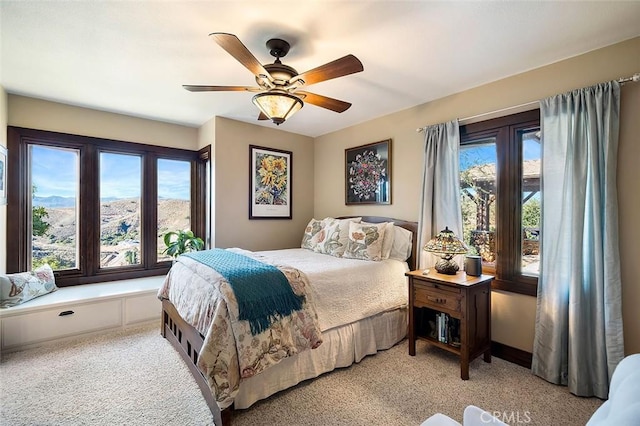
(0, 264, 58, 308)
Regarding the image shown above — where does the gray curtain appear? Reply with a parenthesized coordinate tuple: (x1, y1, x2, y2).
(417, 120, 463, 269)
(532, 81, 624, 398)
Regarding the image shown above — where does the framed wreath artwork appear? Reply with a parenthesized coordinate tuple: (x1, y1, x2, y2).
(345, 139, 391, 205)
(249, 145, 292, 219)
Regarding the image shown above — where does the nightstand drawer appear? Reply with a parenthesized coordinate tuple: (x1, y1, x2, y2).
(414, 279, 461, 295)
(414, 285, 461, 312)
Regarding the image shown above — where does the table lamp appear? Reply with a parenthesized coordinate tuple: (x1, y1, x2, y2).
(424, 227, 468, 274)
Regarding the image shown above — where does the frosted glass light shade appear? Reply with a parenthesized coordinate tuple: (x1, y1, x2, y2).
(252, 92, 303, 125)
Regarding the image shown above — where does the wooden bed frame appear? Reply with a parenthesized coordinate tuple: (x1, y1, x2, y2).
(160, 216, 418, 425)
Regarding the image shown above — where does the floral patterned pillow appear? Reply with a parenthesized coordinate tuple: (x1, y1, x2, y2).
(0, 264, 57, 308)
(343, 221, 388, 261)
(361, 221, 394, 259)
(301, 218, 326, 250)
(314, 217, 361, 257)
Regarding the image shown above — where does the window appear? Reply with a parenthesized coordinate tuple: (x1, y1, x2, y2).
(100, 152, 142, 268)
(31, 145, 80, 270)
(157, 158, 192, 262)
(459, 110, 540, 296)
(7, 127, 208, 287)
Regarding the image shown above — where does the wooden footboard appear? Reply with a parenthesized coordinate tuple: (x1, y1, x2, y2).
(161, 299, 229, 425)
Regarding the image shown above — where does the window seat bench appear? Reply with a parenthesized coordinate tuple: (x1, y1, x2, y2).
(0, 276, 165, 353)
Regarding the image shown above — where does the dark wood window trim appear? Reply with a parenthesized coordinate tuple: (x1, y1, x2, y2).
(6, 126, 207, 287)
(460, 109, 540, 297)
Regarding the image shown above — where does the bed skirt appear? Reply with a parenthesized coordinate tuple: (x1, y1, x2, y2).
(162, 299, 407, 423)
(234, 306, 408, 409)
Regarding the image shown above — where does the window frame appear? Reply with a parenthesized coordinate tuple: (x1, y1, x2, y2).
(459, 109, 540, 296)
(6, 126, 208, 287)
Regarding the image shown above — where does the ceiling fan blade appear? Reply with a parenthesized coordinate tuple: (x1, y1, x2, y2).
(296, 91, 352, 113)
(209, 33, 273, 81)
(183, 85, 259, 92)
(293, 54, 363, 86)
(257, 112, 269, 121)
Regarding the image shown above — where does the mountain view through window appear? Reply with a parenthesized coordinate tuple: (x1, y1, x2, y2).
(31, 147, 192, 270)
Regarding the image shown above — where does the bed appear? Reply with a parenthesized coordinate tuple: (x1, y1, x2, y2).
(159, 216, 418, 425)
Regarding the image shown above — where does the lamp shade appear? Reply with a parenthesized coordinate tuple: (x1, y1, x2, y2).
(424, 227, 468, 255)
(252, 91, 303, 125)
(424, 226, 468, 274)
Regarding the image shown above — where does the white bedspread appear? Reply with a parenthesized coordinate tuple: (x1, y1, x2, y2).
(253, 248, 409, 331)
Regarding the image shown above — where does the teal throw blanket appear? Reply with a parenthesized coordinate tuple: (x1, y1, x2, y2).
(183, 249, 303, 335)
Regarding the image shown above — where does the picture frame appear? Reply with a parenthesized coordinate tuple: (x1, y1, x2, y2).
(249, 145, 292, 219)
(345, 139, 391, 205)
(0, 145, 7, 206)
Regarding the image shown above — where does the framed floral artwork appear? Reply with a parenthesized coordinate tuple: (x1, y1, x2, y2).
(345, 139, 391, 205)
(249, 145, 292, 219)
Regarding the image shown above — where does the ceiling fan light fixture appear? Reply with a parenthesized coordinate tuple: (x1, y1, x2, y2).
(252, 91, 304, 125)
(186, 33, 363, 123)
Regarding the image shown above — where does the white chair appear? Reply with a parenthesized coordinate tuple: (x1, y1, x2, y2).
(586, 353, 640, 425)
(421, 405, 508, 426)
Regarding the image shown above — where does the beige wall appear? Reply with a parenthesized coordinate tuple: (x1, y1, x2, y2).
(198, 116, 216, 247)
(7, 95, 198, 149)
(0, 86, 7, 274)
(314, 37, 640, 354)
(213, 117, 314, 251)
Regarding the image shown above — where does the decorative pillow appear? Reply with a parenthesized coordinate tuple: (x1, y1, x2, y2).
(301, 218, 326, 250)
(315, 217, 362, 257)
(361, 221, 394, 259)
(0, 264, 57, 308)
(343, 221, 388, 261)
(389, 225, 413, 262)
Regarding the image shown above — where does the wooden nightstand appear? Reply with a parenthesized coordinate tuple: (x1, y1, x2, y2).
(406, 269, 493, 380)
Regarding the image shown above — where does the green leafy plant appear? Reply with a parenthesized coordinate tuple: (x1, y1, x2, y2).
(162, 230, 204, 258)
(32, 186, 51, 237)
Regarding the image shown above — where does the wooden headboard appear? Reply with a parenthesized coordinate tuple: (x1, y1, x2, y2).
(337, 216, 419, 271)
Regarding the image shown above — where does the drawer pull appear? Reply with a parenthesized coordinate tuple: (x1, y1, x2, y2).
(58, 310, 75, 317)
(427, 296, 447, 304)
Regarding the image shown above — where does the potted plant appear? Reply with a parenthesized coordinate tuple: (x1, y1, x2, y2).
(162, 230, 205, 258)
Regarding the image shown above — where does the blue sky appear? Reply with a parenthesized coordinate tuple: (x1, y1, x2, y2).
(158, 158, 191, 200)
(460, 134, 540, 171)
(31, 146, 190, 200)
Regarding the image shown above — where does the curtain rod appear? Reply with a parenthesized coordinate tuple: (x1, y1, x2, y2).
(618, 72, 640, 84)
(416, 101, 538, 133)
(416, 72, 640, 133)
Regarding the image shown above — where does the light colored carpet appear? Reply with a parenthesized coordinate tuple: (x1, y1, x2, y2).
(0, 322, 602, 426)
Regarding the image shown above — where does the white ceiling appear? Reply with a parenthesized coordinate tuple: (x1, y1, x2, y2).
(1, 1, 639, 138)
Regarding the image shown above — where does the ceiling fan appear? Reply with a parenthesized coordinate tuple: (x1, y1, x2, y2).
(183, 33, 364, 125)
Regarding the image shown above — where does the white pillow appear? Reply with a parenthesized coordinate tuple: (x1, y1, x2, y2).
(343, 221, 387, 261)
(389, 225, 413, 262)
